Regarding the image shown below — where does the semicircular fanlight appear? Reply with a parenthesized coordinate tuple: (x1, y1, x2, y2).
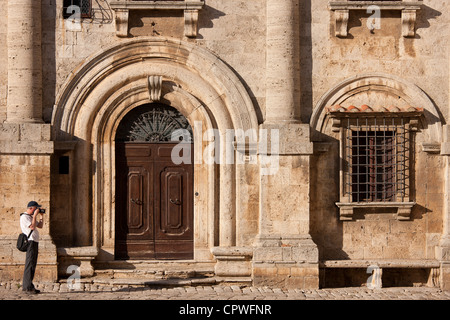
(116, 104, 193, 143)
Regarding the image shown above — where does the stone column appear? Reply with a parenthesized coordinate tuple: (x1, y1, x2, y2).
(265, 0, 301, 123)
(219, 162, 235, 247)
(252, 0, 319, 289)
(7, 0, 43, 123)
(211, 135, 253, 285)
(439, 125, 450, 290)
(0, 0, 56, 283)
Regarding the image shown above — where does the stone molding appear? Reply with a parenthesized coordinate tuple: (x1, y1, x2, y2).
(52, 37, 259, 260)
(336, 201, 416, 221)
(57, 247, 99, 277)
(211, 247, 253, 283)
(110, 1, 205, 38)
(310, 73, 443, 147)
(0, 123, 53, 154)
(53, 37, 258, 139)
(329, 1, 423, 37)
(147, 75, 163, 102)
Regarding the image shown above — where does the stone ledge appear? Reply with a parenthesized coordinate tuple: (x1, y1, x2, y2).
(211, 247, 253, 259)
(329, 1, 423, 37)
(0, 141, 54, 155)
(320, 259, 441, 268)
(110, 0, 204, 10)
(0, 123, 53, 154)
(57, 247, 99, 278)
(110, 0, 205, 38)
(211, 247, 253, 279)
(336, 201, 415, 221)
(329, 1, 423, 11)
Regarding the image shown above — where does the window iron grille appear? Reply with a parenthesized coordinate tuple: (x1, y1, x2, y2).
(344, 116, 410, 203)
(115, 104, 193, 143)
(63, 0, 92, 19)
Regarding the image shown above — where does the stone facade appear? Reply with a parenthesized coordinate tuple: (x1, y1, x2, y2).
(0, 0, 449, 290)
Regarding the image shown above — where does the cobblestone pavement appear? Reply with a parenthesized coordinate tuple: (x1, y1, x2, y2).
(1, 283, 449, 319)
(1, 282, 449, 300)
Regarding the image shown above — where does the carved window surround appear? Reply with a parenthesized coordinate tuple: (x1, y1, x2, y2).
(327, 106, 423, 221)
(110, 0, 205, 38)
(336, 201, 416, 221)
(329, 1, 423, 38)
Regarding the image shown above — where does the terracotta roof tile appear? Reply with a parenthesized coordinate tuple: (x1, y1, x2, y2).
(326, 105, 423, 113)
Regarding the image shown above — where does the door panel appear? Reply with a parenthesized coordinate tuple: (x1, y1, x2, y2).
(126, 167, 148, 236)
(154, 144, 193, 259)
(115, 142, 193, 260)
(157, 167, 192, 238)
(165, 171, 183, 230)
(115, 158, 155, 259)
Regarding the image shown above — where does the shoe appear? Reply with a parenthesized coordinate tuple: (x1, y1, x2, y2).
(24, 289, 40, 294)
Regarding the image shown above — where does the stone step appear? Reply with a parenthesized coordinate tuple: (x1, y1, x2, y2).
(58, 275, 252, 289)
(59, 276, 217, 288)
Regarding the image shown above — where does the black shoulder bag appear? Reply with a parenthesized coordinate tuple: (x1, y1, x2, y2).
(17, 214, 34, 252)
(17, 230, 33, 252)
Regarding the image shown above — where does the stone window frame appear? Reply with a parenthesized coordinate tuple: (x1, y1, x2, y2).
(110, 0, 205, 38)
(328, 0, 423, 37)
(327, 106, 423, 221)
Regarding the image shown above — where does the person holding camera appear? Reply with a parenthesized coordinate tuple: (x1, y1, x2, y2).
(20, 201, 45, 294)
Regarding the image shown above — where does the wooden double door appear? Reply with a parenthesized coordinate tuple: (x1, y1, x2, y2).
(115, 142, 193, 260)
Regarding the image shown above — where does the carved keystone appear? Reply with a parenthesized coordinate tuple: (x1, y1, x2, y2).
(148, 75, 163, 102)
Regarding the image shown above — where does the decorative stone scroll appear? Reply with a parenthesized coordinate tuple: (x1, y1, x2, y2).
(110, 0, 205, 38)
(329, 1, 423, 38)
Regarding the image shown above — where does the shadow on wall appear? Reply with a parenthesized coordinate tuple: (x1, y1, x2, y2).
(197, 4, 226, 35)
(300, 0, 313, 124)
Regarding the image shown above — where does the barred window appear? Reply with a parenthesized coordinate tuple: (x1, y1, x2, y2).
(345, 118, 408, 203)
(327, 105, 422, 221)
(63, 0, 92, 19)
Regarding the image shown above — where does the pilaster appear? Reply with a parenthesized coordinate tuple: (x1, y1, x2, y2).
(438, 125, 450, 290)
(265, 0, 301, 123)
(254, 0, 318, 289)
(0, 125, 56, 283)
(254, 122, 318, 289)
(6, 0, 43, 123)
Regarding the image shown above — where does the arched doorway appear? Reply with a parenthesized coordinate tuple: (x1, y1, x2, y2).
(52, 38, 260, 267)
(114, 103, 194, 260)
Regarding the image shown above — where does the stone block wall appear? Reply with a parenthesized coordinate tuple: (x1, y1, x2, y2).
(0, 140, 57, 282)
(309, 0, 450, 122)
(38, 0, 267, 124)
(311, 126, 444, 262)
(0, 0, 449, 289)
(0, 1, 7, 122)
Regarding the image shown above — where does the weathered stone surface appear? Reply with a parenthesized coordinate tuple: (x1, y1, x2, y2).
(0, 0, 449, 290)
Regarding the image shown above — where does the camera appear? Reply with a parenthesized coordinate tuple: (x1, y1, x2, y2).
(39, 208, 46, 214)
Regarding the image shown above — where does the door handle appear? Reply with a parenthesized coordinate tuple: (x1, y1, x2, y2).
(170, 198, 181, 205)
(131, 198, 142, 205)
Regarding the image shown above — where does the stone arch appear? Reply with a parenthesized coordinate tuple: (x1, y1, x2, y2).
(310, 73, 443, 143)
(52, 38, 259, 261)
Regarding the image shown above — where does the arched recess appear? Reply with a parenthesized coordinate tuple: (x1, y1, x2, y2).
(52, 38, 259, 261)
(310, 73, 443, 143)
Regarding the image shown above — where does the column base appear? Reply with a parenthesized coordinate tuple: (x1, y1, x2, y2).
(0, 236, 58, 283)
(252, 235, 319, 289)
(211, 247, 253, 284)
(437, 235, 450, 290)
(57, 247, 99, 278)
